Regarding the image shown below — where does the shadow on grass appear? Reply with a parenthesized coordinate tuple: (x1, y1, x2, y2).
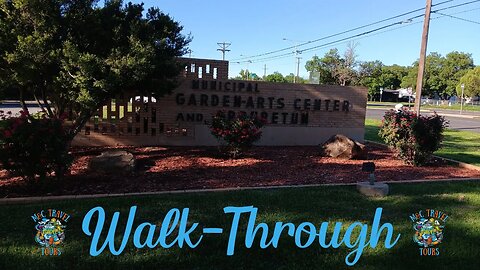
(0, 181, 479, 269)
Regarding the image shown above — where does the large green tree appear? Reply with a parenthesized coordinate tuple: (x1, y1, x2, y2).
(265, 71, 287, 83)
(379, 65, 409, 89)
(305, 43, 358, 86)
(358, 60, 384, 100)
(0, 0, 191, 137)
(358, 61, 408, 100)
(305, 49, 341, 85)
(284, 73, 306, 84)
(457, 66, 480, 97)
(401, 52, 474, 98)
(441, 51, 475, 96)
(336, 42, 358, 86)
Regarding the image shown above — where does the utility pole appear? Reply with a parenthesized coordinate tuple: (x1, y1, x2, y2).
(246, 60, 252, 80)
(283, 38, 306, 83)
(295, 56, 301, 83)
(217, 42, 231, 60)
(263, 64, 267, 79)
(414, 0, 433, 116)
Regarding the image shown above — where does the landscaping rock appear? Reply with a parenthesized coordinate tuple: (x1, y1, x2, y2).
(88, 150, 136, 174)
(356, 182, 389, 197)
(320, 134, 366, 159)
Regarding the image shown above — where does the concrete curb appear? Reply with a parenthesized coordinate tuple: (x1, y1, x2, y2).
(1, 177, 479, 205)
(436, 113, 479, 119)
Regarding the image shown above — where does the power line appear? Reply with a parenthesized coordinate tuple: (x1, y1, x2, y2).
(298, 7, 478, 54)
(434, 11, 480, 25)
(233, 1, 480, 64)
(232, 22, 416, 64)
(235, 15, 425, 64)
(436, 5, 480, 15)
(432, 0, 480, 12)
(230, 0, 454, 62)
(231, 13, 453, 65)
(299, 18, 422, 54)
(229, 9, 476, 67)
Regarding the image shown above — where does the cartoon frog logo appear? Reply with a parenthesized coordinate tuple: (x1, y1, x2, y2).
(413, 217, 444, 247)
(35, 217, 66, 247)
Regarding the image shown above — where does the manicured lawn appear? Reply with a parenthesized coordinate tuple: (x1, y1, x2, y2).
(365, 119, 480, 166)
(0, 181, 479, 269)
(423, 103, 480, 112)
(367, 102, 480, 112)
(365, 119, 383, 143)
(367, 101, 414, 109)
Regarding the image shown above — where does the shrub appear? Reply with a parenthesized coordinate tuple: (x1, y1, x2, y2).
(0, 110, 72, 181)
(378, 108, 448, 166)
(209, 111, 266, 158)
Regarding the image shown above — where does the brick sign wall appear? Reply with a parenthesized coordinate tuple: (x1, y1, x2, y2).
(73, 58, 367, 146)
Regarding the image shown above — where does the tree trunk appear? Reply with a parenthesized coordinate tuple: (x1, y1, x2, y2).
(68, 112, 92, 140)
(19, 89, 30, 115)
(33, 92, 47, 113)
(41, 88, 54, 117)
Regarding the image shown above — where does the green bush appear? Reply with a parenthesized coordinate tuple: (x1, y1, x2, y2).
(209, 111, 266, 158)
(379, 108, 448, 166)
(0, 110, 72, 181)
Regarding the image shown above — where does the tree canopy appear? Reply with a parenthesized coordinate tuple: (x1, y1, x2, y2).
(400, 51, 474, 98)
(304, 46, 475, 100)
(457, 66, 480, 97)
(358, 61, 408, 100)
(232, 69, 261, 81)
(0, 0, 191, 137)
(305, 43, 358, 86)
(265, 72, 287, 83)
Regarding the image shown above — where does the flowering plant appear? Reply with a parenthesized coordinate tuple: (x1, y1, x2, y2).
(0, 110, 72, 181)
(379, 108, 448, 166)
(210, 111, 266, 158)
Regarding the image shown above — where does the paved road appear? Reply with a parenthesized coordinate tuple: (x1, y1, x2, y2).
(2, 103, 480, 133)
(367, 108, 480, 133)
(0, 103, 42, 116)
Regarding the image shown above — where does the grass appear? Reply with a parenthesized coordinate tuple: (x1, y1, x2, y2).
(368, 101, 480, 112)
(364, 119, 480, 166)
(0, 181, 480, 269)
(423, 103, 480, 112)
(0, 118, 478, 269)
(365, 119, 383, 143)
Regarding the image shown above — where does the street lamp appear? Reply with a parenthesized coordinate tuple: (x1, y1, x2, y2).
(460, 83, 465, 114)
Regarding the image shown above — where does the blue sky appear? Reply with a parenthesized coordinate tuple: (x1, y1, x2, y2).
(136, 0, 480, 78)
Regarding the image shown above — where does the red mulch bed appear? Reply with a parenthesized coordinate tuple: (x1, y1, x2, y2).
(1, 143, 480, 198)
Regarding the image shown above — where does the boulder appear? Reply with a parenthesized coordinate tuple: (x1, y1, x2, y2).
(89, 150, 136, 174)
(320, 134, 366, 159)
